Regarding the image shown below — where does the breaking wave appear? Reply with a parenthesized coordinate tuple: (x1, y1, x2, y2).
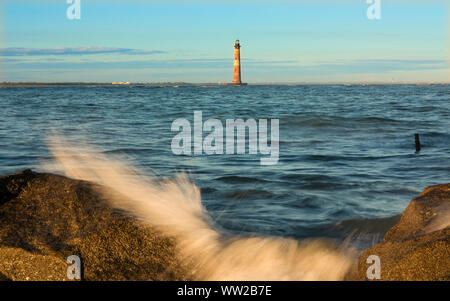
(45, 135, 356, 280)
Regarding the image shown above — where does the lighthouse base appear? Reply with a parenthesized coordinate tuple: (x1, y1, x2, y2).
(223, 83, 248, 86)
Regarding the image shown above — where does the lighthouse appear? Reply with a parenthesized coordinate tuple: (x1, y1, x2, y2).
(231, 40, 247, 85)
(233, 40, 242, 84)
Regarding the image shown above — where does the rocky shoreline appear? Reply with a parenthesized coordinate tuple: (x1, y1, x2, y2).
(0, 170, 189, 281)
(345, 183, 449, 280)
(0, 170, 448, 281)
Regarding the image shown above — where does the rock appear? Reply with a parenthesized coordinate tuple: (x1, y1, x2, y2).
(0, 272, 10, 281)
(384, 184, 450, 241)
(346, 184, 450, 281)
(0, 246, 66, 281)
(0, 170, 189, 281)
(1, 170, 448, 281)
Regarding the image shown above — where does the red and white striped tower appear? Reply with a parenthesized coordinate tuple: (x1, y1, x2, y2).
(232, 40, 242, 84)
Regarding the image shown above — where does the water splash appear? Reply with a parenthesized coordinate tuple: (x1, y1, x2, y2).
(45, 135, 356, 280)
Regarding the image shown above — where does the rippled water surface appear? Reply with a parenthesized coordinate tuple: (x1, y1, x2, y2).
(1, 84, 449, 241)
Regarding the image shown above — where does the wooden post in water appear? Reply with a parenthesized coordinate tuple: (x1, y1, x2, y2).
(415, 133, 421, 152)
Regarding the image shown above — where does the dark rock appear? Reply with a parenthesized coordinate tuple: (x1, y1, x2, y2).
(0, 170, 189, 281)
(346, 184, 450, 281)
(0, 272, 10, 281)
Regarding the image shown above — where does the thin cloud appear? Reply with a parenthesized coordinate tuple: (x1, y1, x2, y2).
(0, 47, 167, 56)
(2, 57, 448, 75)
(299, 59, 450, 74)
(0, 58, 300, 69)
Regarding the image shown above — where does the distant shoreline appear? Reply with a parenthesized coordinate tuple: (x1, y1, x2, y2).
(1, 82, 448, 87)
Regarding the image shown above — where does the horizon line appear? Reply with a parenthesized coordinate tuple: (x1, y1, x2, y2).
(1, 81, 449, 86)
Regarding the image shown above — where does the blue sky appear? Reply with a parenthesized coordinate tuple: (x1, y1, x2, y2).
(0, 0, 449, 83)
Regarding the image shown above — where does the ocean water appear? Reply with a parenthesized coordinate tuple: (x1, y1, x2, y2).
(1, 84, 449, 246)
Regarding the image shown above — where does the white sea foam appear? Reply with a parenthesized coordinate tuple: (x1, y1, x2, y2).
(45, 135, 356, 280)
